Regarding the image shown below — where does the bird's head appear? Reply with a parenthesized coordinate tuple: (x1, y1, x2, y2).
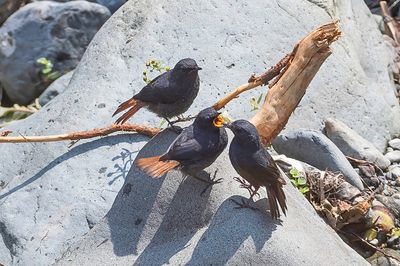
(194, 107, 224, 130)
(173, 58, 202, 73)
(224, 119, 261, 147)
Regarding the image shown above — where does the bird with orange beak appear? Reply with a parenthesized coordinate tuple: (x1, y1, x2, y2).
(136, 107, 228, 187)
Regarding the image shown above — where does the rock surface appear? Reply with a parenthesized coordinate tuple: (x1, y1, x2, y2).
(0, 0, 26, 25)
(32, 0, 127, 13)
(39, 71, 74, 106)
(386, 151, 400, 163)
(0, 0, 397, 264)
(273, 129, 364, 190)
(0, 1, 110, 104)
(325, 118, 391, 169)
(55, 130, 367, 266)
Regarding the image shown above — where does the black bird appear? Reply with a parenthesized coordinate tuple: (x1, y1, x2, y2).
(136, 107, 228, 186)
(225, 119, 287, 219)
(113, 58, 201, 125)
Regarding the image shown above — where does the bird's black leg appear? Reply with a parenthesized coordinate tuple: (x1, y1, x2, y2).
(164, 117, 182, 134)
(233, 177, 260, 198)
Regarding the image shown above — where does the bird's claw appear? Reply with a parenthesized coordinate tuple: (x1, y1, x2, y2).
(230, 198, 258, 211)
(170, 115, 196, 125)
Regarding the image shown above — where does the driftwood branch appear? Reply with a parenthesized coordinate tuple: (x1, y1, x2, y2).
(250, 20, 341, 144)
(212, 54, 292, 110)
(0, 124, 160, 143)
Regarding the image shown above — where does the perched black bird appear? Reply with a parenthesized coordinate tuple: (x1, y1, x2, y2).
(113, 58, 201, 125)
(225, 119, 287, 219)
(136, 107, 228, 185)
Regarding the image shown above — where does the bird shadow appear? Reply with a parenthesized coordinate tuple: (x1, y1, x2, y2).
(0, 133, 147, 200)
(185, 196, 278, 265)
(106, 129, 217, 259)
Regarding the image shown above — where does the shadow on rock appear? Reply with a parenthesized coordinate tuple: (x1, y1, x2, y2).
(107, 129, 219, 259)
(0, 133, 147, 200)
(185, 196, 277, 265)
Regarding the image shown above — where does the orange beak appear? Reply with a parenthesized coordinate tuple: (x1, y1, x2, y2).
(213, 115, 224, 128)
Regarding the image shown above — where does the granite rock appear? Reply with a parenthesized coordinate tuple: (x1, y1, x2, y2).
(325, 118, 391, 169)
(273, 129, 364, 190)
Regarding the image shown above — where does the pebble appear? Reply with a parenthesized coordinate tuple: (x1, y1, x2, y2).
(389, 138, 400, 150)
(385, 150, 400, 164)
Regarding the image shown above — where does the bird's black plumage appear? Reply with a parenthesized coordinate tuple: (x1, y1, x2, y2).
(136, 107, 228, 182)
(161, 107, 228, 173)
(113, 58, 201, 124)
(226, 119, 287, 219)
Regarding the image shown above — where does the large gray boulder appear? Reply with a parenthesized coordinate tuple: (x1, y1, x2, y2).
(55, 130, 367, 266)
(0, 1, 110, 104)
(0, 0, 397, 264)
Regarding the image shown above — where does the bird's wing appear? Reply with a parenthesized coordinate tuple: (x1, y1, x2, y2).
(235, 149, 283, 185)
(162, 126, 203, 161)
(134, 71, 180, 104)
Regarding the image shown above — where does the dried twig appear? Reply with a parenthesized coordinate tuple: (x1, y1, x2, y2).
(212, 54, 292, 110)
(381, 1, 400, 45)
(0, 124, 160, 143)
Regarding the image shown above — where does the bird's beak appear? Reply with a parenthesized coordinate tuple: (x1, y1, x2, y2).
(213, 115, 224, 128)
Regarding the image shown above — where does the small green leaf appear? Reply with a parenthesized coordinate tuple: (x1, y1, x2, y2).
(297, 177, 307, 186)
(299, 186, 309, 194)
(290, 179, 298, 186)
(36, 57, 48, 65)
(257, 93, 263, 104)
(289, 167, 299, 178)
(42, 68, 52, 74)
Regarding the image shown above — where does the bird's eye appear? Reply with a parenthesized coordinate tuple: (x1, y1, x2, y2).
(213, 115, 224, 128)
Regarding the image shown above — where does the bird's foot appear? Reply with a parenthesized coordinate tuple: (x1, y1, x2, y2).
(230, 198, 258, 211)
(171, 115, 196, 125)
(200, 169, 223, 196)
(233, 177, 260, 198)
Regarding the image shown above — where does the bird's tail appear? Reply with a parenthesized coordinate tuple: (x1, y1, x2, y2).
(113, 98, 146, 124)
(136, 156, 180, 178)
(266, 178, 287, 220)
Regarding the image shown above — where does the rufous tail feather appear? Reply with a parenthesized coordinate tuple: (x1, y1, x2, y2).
(113, 98, 146, 124)
(136, 156, 180, 178)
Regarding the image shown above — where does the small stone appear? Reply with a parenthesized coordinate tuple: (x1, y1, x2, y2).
(388, 235, 399, 246)
(385, 151, 400, 164)
(38, 71, 74, 106)
(325, 118, 391, 170)
(273, 129, 364, 189)
(389, 139, 400, 150)
(369, 239, 379, 245)
(394, 193, 400, 200)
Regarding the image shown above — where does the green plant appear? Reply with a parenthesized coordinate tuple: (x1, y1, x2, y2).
(289, 167, 310, 194)
(37, 57, 61, 81)
(0, 99, 41, 127)
(249, 93, 263, 111)
(143, 59, 171, 84)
